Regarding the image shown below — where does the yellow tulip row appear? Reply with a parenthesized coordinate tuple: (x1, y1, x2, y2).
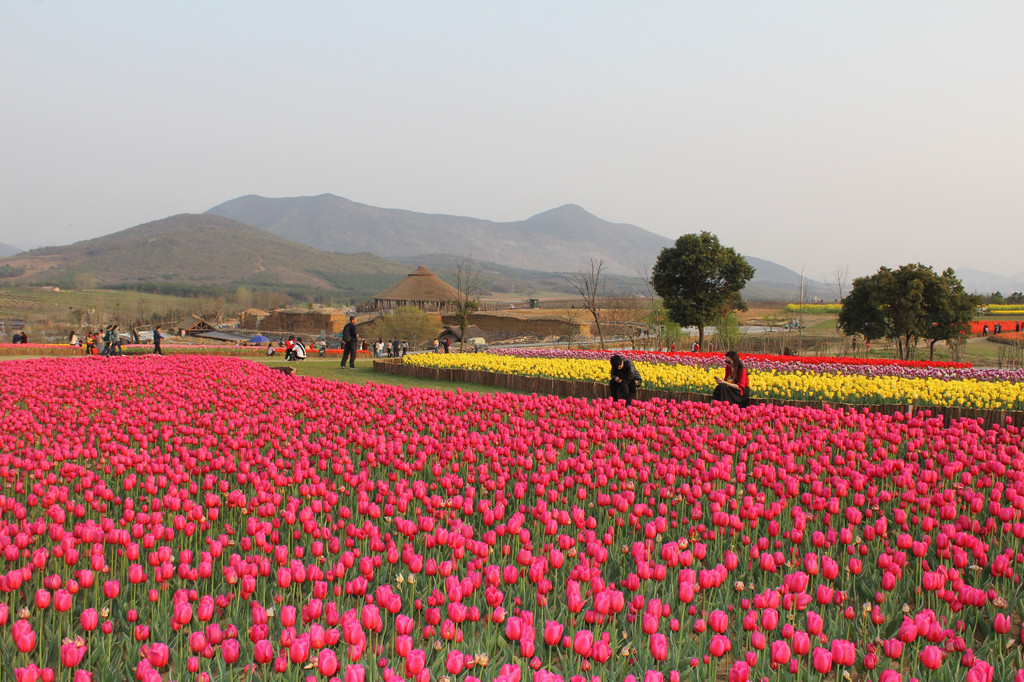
(405, 353, 1024, 410)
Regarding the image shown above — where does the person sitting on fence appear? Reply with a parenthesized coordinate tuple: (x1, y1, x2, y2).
(712, 350, 750, 407)
(609, 354, 641, 407)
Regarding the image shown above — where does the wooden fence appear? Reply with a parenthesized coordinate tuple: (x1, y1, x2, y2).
(374, 358, 1024, 428)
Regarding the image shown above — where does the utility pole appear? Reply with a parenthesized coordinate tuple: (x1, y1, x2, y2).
(798, 269, 805, 350)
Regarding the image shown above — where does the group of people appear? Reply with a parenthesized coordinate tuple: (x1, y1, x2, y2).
(610, 349, 750, 409)
(982, 322, 1020, 336)
(282, 335, 307, 361)
(373, 338, 408, 358)
(10, 331, 28, 344)
(67, 325, 133, 356)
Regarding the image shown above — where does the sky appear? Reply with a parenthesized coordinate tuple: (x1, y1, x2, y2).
(2, 1, 1022, 279)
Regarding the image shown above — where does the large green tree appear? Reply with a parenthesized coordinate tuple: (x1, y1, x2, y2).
(922, 268, 980, 360)
(838, 264, 977, 360)
(651, 232, 755, 348)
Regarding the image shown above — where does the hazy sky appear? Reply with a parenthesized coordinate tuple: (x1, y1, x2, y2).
(2, 2, 1022, 278)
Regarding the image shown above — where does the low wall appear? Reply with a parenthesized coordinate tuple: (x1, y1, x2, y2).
(441, 313, 588, 338)
(374, 358, 1024, 428)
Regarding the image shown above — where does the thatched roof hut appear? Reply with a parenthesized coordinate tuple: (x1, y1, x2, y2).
(373, 266, 460, 312)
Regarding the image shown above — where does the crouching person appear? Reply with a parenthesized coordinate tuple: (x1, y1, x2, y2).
(287, 337, 307, 361)
(609, 353, 641, 407)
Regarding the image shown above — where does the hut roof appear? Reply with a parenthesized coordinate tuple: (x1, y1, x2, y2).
(176, 315, 214, 332)
(440, 325, 486, 342)
(195, 331, 250, 343)
(374, 266, 460, 302)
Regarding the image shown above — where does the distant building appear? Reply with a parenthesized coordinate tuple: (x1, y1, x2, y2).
(373, 266, 460, 313)
(176, 315, 215, 336)
(438, 325, 486, 346)
(240, 309, 269, 329)
(260, 308, 351, 335)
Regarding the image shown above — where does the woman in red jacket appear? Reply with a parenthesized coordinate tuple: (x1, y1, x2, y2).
(712, 350, 750, 407)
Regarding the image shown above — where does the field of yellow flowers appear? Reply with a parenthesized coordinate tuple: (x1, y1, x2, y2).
(405, 353, 1024, 411)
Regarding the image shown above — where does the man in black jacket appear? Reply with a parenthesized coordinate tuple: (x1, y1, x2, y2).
(609, 354, 640, 406)
(340, 316, 359, 368)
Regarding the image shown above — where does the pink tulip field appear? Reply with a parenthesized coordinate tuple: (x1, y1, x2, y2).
(2, 355, 1024, 682)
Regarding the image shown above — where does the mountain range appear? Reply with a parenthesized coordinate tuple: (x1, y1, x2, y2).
(0, 214, 412, 300)
(0, 242, 21, 259)
(3, 193, 1015, 301)
(205, 194, 834, 299)
(206, 194, 670, 277)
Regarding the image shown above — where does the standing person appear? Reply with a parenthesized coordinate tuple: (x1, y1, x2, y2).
(443, 337, 450, 353)
(391, 338, 400, 358)
(433, 339, 441, 353)
(712, 350, 750, 407)
(111, 325, 123, 356)
(153, 326, 164, 355)
(100, 326, 112, 356)
(84, 332, 95, 356)
(609, 354, 641, 407)
(340, 316, 358, 368)
(401, 339, 408, 356)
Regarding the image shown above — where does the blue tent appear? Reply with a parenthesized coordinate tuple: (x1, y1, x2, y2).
(249, 335, 270, 343)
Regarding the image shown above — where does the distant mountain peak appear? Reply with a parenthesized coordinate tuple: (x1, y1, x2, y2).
(0, 241, 22, 258)
(528, 204, 596, 221)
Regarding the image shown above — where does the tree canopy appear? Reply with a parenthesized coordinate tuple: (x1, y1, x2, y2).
(368, 305, 438, 347)
(651, 232, 755, 348)
(838, 264, 978, 360)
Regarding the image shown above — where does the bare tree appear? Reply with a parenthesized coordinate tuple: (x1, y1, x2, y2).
(603, 295, 649, 349)
(828, 265, 849, 302)
(451, 255, 483, 352)
(566, 258, 607, 350)
(562, 306, 585, 349)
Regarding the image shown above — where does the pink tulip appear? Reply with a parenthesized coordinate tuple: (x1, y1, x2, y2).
(812, 647, 832, 674)
(573, 630, 594, 657)
(543, 621, 563, 646)
(728, 661, 750, 682)
(650, 633, 668, 661)
(60, 640, 87, 668)
(147, 643, 169, 667)
(920, 645, 943, 670)
(405, 649, 426, 676)
(318, 649, 339, 676)
(254, 640, 274, 664)
(709, 634, 731, 658)
(80, 608, 99, 632)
